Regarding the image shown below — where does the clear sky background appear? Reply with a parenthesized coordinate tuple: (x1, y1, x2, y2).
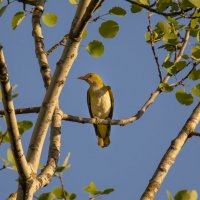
(0, 0, 200, 199)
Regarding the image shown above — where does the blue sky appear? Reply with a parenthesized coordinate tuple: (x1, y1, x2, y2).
(0, 0, 200, 199)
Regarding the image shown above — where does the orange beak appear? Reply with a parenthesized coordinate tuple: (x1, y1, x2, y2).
(78, 75, 87, 81)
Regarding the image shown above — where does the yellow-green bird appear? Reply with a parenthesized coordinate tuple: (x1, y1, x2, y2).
(78, 73, 114, 148)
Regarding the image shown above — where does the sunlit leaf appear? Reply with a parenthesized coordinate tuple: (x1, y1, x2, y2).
(69, 0, 78, 6)
(166, 190, 173, 200)
(156, 21, 171, 34)
(191, 84, 200, 97)
(156, 0, 172, 12)
(174, 189, 198, 200)
(56, 152, 71, 172)
(18, 120, 33, 135)
(7, 149, 17, 170)
(12, 11, 25, 30)
(188, 0, 200, 8)
(109, 7, 126, 16)
(52, 187, 68, 199)
(159, 83, 174, 92)
(84, 182, 97, 194)
(175, 90, 193, 105)
(85, 40, 104, 58)
(99, 20, 119, 38)
(42, 13, 58, 27)
(0, 5, 7, 17)
(37, 192, 55, 200)
(81, 28, 87, 39)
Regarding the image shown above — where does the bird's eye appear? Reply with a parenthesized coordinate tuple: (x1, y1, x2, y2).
(88, 75, 92, 78)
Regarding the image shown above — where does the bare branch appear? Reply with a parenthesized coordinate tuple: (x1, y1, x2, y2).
(125, 0, 192, 17)
(140, 102, 200, 200)
(147, 12, 162, 82)
(0, 45, 31, 180)
(34, 107, 62, 191)
(46, 34, 69, 56)
(32, 3, 51, 88)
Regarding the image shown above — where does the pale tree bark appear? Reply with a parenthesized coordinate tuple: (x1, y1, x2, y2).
(140, 102, 200, 200)
(0, 46, 31, 179)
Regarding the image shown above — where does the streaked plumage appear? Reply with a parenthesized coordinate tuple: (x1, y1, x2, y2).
(78, 73, 114, 147)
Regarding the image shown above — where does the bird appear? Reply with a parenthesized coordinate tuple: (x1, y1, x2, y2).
(78, 73, 114, 148)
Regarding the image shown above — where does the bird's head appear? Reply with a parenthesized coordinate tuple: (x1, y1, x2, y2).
(78, 73, 104, 87)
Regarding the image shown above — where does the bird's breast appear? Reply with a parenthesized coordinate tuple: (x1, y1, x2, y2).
(90, 89, 111, 118)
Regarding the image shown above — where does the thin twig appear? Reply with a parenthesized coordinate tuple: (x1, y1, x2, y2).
(46, 34, 69, 56)
(125, 0, 192, 17)
(147, 12, 162, 82)
(170, 61, 199, 87)
(58, 174, 67, 200)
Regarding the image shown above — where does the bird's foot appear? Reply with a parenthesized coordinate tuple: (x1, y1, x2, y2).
(94, 116, 102, 124)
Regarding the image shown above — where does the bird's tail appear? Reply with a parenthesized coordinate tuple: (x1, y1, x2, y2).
(98, 136, 110, 148)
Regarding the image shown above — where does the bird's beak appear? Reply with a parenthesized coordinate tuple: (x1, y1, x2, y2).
(78, 75, 87, 81)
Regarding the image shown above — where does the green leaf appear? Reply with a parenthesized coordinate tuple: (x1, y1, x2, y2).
(69, 193, 77, 200)
(99, 20, 119, 38)
(188, 68, 200, 80)
(18, 120, 33, 135)
(7, 149, 17, 170)
(166, 190, 173, 200)
(162, 33, 178, 45)
(182, 54, 189, 59)
(84, 182, 97, 195)
(156, 0, 172, 12)
(102, 188, 115, 195)
(69, 0, 78, 6)
(197, 31, 200, 42)
(181, 0, 194, 9)
(0, 5, 7, 17)
(37, 192, 55, 200)
(175, 90, 194, 105)
(138, 0, 149, 5)
(159, 83, 174, 92)
(191, 47, 200, 60)
(174, 190, 198, 200)
(81, 28, 87, 39)
(52, 187, 68, 199)
(56, 152, 71, 172)
(0, 157, 10, 167)
(0, 131, 9, 143)
(191, 84, 200, 97)
(188, 0, 200, 8)
(12, 11, 25, 30)
(0, 0, 3, 3)
(85, 40, 104, 58)
(42, 13, 58, 27)
(156, 21, 171, 34)
(109, 7, 126, 16)
(130, 4, 143, 13)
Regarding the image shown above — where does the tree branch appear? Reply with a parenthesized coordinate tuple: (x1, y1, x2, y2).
(125, 0, 192, 17)
(46, 34, 69, 57)
(147, 12, 162, 82)
(0, 45, 31, 180)
(34, 107, 62, 192)
(140, 102, 200, 200)
(26, 0, 102, 174)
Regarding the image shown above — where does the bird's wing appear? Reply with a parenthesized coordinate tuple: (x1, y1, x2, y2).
(87, 89, 101, 137)
(87, 89, 94, 118)
(106, 86, 114, 119)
